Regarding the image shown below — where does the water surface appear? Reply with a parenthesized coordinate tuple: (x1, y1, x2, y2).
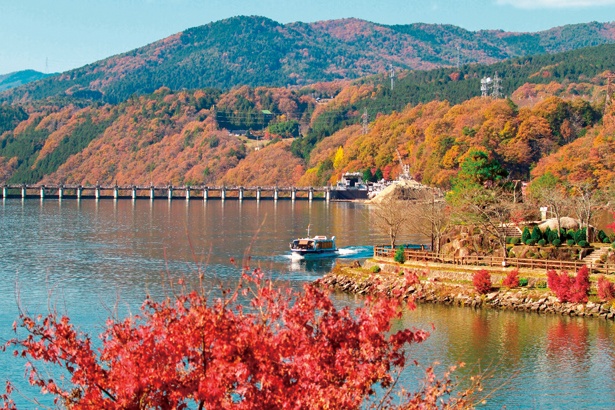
(1, 198, 614, 409)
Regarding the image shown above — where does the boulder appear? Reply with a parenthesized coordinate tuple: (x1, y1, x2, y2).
(538, 217, 580, 231)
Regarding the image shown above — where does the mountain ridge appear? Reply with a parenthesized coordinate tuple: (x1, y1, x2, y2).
(2, 16, 614, 104)
(0, 70, 52, 92)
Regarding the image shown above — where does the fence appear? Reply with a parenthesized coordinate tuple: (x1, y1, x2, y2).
(373, 246, 613, 275)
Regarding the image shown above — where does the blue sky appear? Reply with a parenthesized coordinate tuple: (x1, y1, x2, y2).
(1, 0, 615, 74)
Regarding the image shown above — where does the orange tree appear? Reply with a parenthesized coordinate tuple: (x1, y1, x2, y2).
(1, 269, 478, 409)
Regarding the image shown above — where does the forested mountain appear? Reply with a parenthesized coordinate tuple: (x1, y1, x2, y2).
(290, 43, 615, 160)
(0, 35, 614, 190)
(1, 16, 614, 104)
(0, 70, 51, 92)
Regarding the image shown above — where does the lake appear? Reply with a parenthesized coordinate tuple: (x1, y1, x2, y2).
(1, 198, 614, 408)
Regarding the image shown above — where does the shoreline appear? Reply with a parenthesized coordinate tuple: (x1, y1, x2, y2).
(316, 259, 615, 320)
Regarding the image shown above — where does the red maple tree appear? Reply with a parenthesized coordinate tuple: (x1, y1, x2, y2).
(473, 270, 492, 295)
(2, 269, 478, 409)
(547, 266, 590, 303)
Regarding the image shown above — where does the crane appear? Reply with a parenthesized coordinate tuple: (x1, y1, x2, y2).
(396, 149, 412, 181)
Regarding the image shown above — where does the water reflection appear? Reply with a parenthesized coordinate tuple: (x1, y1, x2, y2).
(1, 199, 615, 408)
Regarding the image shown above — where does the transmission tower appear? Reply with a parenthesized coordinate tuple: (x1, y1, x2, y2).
(389, 65, 395, 91)
(605, 72, 615, 112)
(491, 72, 503, 99)
(480, 76, 491, 98)
(362, 108, 369, 135)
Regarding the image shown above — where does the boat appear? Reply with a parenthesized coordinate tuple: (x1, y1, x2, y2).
(329, 172, 369, 200)
(290, 226, 338, 258)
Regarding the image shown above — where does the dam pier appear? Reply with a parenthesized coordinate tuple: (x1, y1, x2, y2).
(1, 184, 331, 202)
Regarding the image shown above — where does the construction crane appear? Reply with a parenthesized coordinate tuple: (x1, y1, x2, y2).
(396, 149, 412, 181)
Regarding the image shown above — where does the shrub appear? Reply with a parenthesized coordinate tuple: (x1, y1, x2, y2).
(519, 278, 529, 287)
(502, 269, 520, 288)
(566, 229, 576, 240)
(575, 228, 587, 244)
(506, 237, 512, 244)
(473, 269, 492, 294)
(537, 239, 546, 246)
(511, 237, 521, 245)
(536, 280, 547, 289)
(544, 226, 552, 242)
(547, 230, 559, 244)
(370, 265, 381, 273)
(597, 276, 615, 302)
(598, 230, 607, 242)
(526, 239, 537, 246)
(604, 237, 612, 244)
(552, 238, 561, 247)
(612, 242, 615, 249)
(566, 239, 575, 247)
(394, 246, 405, 264)
(521, 226, 531, 244)
(578, 240, 589, 248)
(531, 226, 542, 242)
(547, 266, 590, 303)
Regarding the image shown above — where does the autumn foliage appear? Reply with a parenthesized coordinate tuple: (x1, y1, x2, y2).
(501, 269, 520, 289)
(597, 275, 615, 302)
(2, 269, 478, 409)
(473, 269, 492, 295)
(547, 266, 591, 303)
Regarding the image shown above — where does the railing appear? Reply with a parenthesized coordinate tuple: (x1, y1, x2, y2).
(373, 246, 613, 275)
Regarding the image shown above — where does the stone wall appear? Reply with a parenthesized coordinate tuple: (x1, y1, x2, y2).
(317, 263, 615, 320)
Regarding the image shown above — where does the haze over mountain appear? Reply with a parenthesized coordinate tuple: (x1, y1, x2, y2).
(2, 16, 615, 104)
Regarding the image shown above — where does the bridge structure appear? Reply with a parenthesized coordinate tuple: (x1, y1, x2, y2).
(1, 184, 333, 202)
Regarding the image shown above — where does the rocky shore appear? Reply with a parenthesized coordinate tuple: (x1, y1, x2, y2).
(316, 261, 615, 320)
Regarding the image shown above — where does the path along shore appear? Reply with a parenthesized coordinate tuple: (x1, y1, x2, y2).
(316, 258, 615, 320)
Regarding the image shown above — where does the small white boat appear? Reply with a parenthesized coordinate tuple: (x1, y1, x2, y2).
(290, 226, 337, 258)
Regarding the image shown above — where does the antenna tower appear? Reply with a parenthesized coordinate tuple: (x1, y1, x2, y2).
(389, 64, 395, 91)
(362, 108, 369, 135)
(491, 72, 503, 99)
(480, 76, 491, 98)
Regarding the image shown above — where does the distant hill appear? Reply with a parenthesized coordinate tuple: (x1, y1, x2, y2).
(290, 42, 615, 160)
(0, 70, 51, 92)
(1, 16, 614, 104)
(1, 37, 615, 188)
